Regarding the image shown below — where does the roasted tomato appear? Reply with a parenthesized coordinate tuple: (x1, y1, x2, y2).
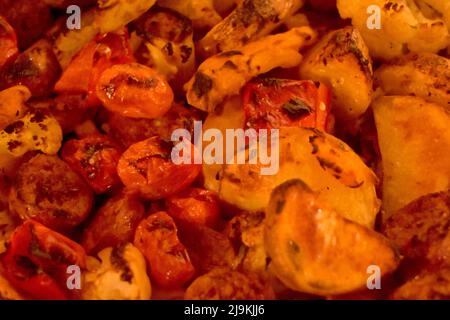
(102, 102, 202, 149)
(81, 192, 145, 254)
(0, 16, 18, 70)
(61, 135, 122, 194)
(166, 188, 221, 229)
(55, 29, 134, 106)
(134, 212, 195, 288)
(117, 136, 201, 200)
(8, 154, 93, 232)
(0, 39, 61, 97)
(1, 220, 87, 300)
(242, 79, 331, 131)
(96, 63, 174, 119)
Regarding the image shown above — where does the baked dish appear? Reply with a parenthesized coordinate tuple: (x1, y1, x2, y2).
(0, 0, 449, 300)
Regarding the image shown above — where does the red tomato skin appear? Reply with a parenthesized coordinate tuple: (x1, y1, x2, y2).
(1, 220, 87, 300)
(134, 212, 195, 288)
(61, 134, 122, 194)
(166, 188, 221, 229)
(242, 79, 331, 131)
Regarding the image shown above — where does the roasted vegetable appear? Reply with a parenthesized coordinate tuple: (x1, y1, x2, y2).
(337, 0, 450, 60)
(264, 179, 399, 295)
(134, 212, 195, 288)
(186, 27, 317, 112)
(82, 192, 145, 254)
(243, 78, 331, 130)
(185, 268, 274, 300)
(1, 220, 87, 300)
(198, 0, 305, 58)
(8, 154, 93, 231)
(0, 39, 61, 97)
(374, 53, 450, 109)
(0, 85, 30, 130)
(96, 63, 174, 119)
(299, 27, 373, 122)
(0, 15, 18, 70)
(52, 0, 157, 69)
(82, 243, 151, 300)
(217, 127, 379, 228)
(157, 0, 222, 30)
(133, 7, 196, 94)
(117, 136, 201, 200)
(372, 96, 450, 218)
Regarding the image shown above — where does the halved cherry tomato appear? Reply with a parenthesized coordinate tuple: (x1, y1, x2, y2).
(134, 212, 195, 288)
(61, 134, 122, 194)
(55, 28, 134, 106)
(96, 63, 174, 119)
(1, 220, 87, 300)
(0, 16, 18, 70)
(117, 136, 201, 200)
(242, 79, 331, 131)
(166, 188, 221, 229)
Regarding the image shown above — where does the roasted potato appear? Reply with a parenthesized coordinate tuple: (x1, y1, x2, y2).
(185, 268, 275, 300)
(374, 53, 450, 109)
(372, 96, 450, 218)
(0, 40, 61, 97)
(82, 243, 152, 300)
(157, 0, 222, 30)
(198, 0, 305, 58)
(8, 154, 93, 232)
(299, 27, 373, 122)
(391, 267, 450, 300)
(82, 192, 146, 254)
(264, 179, 400, 295)
(382, 190, 450, 267)
(217, 127, 380, 228)
(185, 27, 317, 113)
(337, 0, 450, 60)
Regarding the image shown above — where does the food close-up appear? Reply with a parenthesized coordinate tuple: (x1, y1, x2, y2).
(0, 0, 449, 301)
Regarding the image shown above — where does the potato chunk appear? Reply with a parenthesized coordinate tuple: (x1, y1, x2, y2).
(299, 27, 373, 122)
(264, 179, 399, 295)
(372, 96, 450, 218)
(374, 53, 450, 109)
(218, 127, 379, 228)
(185, 27, 317, 113)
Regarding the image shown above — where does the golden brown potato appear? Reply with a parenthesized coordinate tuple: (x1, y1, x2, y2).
(299, 27, 373, 122)
(185, 268, 275, 300)
(382, 190, 450, 266)
(198, 0, 305, 58)
(201, 95, 245, 191)
(185, 27, 317, 113)
(391, 267, 450, 300)
(374, 53, 450, 110)
(264, 179, 400, 296)
(218, 127, 380, 228)
(337, 0, 450, 60)
(157, 0, 222, 30)
(372, 96, 450, 219)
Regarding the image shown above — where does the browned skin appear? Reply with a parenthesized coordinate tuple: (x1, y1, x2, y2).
(8, 154, 93, 232)
(185, 268, 275, 300)
(81, 192, 145, 255)
(0, 40, 61, 97)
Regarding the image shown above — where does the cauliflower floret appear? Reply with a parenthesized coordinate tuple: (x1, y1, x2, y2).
(0, 86, 30, 131)
(337, 0, 450, 60)
(82, 243, 152, 300)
